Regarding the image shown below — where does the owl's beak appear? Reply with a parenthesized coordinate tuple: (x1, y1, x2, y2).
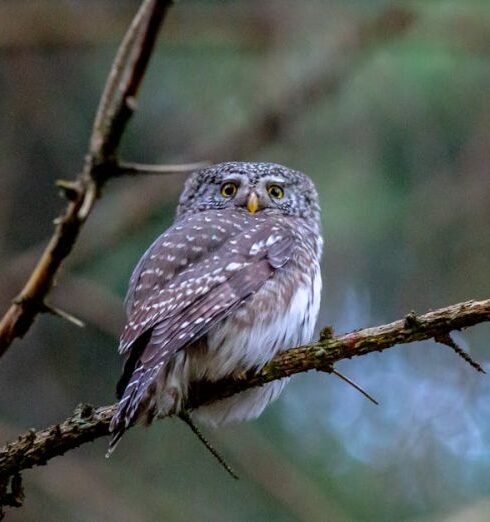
(246, 192, 259, 213)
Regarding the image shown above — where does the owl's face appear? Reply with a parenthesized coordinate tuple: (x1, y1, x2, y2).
(176, 162, 320, 224)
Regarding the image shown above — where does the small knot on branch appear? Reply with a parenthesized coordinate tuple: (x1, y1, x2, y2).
(16, 428, 37, 449)
(435, 333, 486, 374)
(25, 429, 36, 447)
(404, 311, 420, 329)
(50, 424, 62, 438)
(319, 326, 335, 341)
(126, 96, 137, 112)
(74, 403, 95, 420)
(55, 179, 82, 201)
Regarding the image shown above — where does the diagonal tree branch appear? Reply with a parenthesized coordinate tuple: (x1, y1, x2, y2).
(0, 0, 175, 357)
(0, 298, 488, 502)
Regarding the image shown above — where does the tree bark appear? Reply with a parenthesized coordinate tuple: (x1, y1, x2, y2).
(1, 299, 488, 491)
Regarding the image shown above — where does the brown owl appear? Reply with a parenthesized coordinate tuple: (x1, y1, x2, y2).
(108, 162, 323, 453)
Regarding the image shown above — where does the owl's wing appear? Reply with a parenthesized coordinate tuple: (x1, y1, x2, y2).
(119, 210, 292, 353)
(110, 210, 295, 439)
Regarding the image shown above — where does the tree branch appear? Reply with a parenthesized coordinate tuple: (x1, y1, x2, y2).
(115, 161, 210, 177)
(1, 299, 488, 496)
(0, 0, 174, 357)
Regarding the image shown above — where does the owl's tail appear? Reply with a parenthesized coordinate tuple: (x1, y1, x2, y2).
(107, 397, 132, 457)
(107, 361, 158, 457)
(106, 383, 134, 457)
(106, 426, 125, 458)
(106, 382, 140, 457)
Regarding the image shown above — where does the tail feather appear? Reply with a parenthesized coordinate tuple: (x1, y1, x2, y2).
(106, 426, 125, 458)
(107, 363, 156, 456)
(108, 326, 174, 456)
(106, 394, 130, 457)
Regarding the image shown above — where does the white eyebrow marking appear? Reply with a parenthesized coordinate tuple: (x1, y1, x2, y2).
(222, 174, 247, 183)
(264, 176, 287, 184)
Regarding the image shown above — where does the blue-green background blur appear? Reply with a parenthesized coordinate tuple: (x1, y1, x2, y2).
(1, 1, 490, 520)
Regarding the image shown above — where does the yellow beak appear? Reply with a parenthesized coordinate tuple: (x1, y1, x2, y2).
(246, 192, 259, 213)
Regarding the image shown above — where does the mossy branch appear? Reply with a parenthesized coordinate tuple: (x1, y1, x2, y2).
(1, 298, 488, 504)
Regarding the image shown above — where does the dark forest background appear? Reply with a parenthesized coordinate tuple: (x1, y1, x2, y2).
(1, 1, 490, 520)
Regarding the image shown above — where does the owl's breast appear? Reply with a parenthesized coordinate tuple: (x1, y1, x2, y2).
(187, 261, 322, 382)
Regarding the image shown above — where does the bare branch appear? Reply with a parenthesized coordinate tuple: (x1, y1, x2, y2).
(330, 369, 379, 405)
(115, 161, 210, 177)
(40, 304, 85, 329)
(0, 0, 174, 357)
(188, 299, 489, 409)
(435, 332, 486, 374)
(88, 0, 172, 163)
(1, 299, 488, 498)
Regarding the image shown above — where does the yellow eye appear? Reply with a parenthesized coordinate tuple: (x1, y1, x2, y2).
(268, 184, 284, 199)
(220, 182, 238, 198)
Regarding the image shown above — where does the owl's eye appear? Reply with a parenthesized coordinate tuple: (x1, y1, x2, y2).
(268, 184, 284, 200)
(220, 182, 238, 198)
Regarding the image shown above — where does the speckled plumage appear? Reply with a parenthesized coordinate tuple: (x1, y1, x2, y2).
(109, 162, 323, 451)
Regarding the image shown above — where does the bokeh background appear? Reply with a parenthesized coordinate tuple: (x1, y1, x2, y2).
(1, 1, 490, 520)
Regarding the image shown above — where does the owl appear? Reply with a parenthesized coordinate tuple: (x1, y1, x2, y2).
(108, 162, 323, 453)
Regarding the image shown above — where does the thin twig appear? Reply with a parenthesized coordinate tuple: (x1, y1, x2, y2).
(41, 304, 85, 329)
(331, 369, 379, 405)
(435, 332, 486, 374)
(179, 411, 238, 480)
(116, 161, 209, 177)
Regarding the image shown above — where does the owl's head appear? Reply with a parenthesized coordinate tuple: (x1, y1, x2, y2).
(176, 162, 320, 224)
